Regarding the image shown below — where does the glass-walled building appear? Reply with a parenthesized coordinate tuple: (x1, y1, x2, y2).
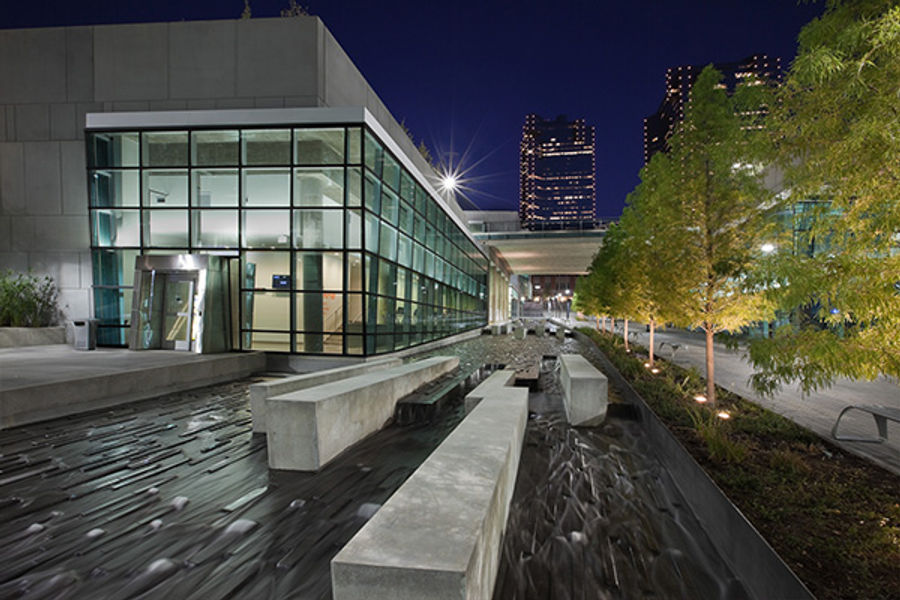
(86, 108, 489, 356)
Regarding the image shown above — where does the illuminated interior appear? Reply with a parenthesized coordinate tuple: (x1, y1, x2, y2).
(87, 123, 489, 355)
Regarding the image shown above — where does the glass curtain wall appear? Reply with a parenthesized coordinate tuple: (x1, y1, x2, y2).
(87, 124, 488, 354)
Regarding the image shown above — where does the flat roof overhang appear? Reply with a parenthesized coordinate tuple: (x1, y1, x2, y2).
(474, 229, 605, 275)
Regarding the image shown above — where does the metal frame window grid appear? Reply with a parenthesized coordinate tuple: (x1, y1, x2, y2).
(86, 124, 488, 356)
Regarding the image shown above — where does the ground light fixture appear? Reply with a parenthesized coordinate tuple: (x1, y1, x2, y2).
(760, 242, 776, 254)
(694, 395, 708, 403)
(716, 411, 731, 420)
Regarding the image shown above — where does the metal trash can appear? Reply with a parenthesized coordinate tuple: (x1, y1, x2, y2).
(72, 319, 98, 350)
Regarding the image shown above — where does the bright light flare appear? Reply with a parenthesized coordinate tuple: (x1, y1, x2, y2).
(717, 411, 731, 420)
(440, 173, 458, 192)
(760, 243, 776, 254)
(694, 395, 707, 403)
(650, 368, 660, 374)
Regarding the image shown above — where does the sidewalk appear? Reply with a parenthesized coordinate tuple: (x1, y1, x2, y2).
(563, 316, 900, 476)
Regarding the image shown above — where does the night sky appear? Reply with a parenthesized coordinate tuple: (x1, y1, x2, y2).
(4, 1, 824, 217)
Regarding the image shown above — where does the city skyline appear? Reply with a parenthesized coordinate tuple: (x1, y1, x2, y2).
(3, 1, 825, 217)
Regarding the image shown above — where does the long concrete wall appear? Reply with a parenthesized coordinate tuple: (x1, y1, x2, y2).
(331, 385, 529, 600)
(0, 16, 454, 325)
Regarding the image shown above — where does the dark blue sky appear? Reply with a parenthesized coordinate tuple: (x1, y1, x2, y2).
(4, 1, 824, 216)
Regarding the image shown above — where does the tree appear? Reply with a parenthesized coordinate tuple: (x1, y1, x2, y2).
(656, 65, 776, 403)
(748, 0, 900, 394)
(281, 0, 309, 17)
(576, 222, 632, 347)
(241, 0, 251, 19)
(616, 151, 686, 367)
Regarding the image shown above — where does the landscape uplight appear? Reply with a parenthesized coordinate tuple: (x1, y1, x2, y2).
(717, 411, 731, 420)
(694, 394, 707, 403)
(760, 243, 776, 254)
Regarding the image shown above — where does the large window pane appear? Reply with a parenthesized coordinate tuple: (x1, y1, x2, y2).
(243, 291, 289, 330)
(94, 288, 132, 329)
(364, 212, 379, 253)
(364, 172, 381, 213)
(346, 293, 363, 333)
(398, 201, 413, 234)
(246, 332, 290, 352)
(364, 130, 383, 176)
(398, 234, 412, 268)
(347, 167, 362, 207)
(295, 251, 343, 291)
(192, 169, 238, 207)
(296, 332, 342, 354)
(143, 170, 188, 207)
(242, 129, 290, 165)
(243, 210, 290, 248)
(295, 292, 343, 333)
(91, 209, 140, 247)
(378, 259, 396, 297)
(242, 251, 290, 289)
(294, 209, 343, 249)
(90, 170, 139, 207)
(243, 168, 290, 207)
(192, 210, 238, 248)
(295, 128, 344, 165)
(382, 189, 398, 225)
(294, 168, 343, 207)
(346, 209, 362, 249)
(92, 249, 139, 286)
(379, 223, 397, 261)
(347, 127, 362, 164)
(383, 153, 400, 191)
(348, 252, 363, 292)
(142, 132, 187, 167)
(192, 130, 239, 166)
(89, 132, 139, 168)
(400, 170, 414, 201)
(144, 210, 188, 247)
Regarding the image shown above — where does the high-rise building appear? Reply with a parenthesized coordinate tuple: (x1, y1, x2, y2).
(643, 54, 781, 164)
(520, 114, 596, 230)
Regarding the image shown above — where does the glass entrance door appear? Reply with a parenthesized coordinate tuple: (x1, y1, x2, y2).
(162, 276, 195, 350)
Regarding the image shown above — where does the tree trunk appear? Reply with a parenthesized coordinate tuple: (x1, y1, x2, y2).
(624, 318, 630, 352)
(595, 315, 600, 330)
(648, 319, 656, 367)
(705, 327, 716, 404)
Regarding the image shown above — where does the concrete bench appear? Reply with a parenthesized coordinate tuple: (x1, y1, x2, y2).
(266, 356, 458, 471)
(250, 357, 401, 433)
(331, 385, 528, 600)
(831, 404, 900, 443)
(513, 325, 527, 340)
(559, 354, 608, 426)
(463, 368, 517, 412)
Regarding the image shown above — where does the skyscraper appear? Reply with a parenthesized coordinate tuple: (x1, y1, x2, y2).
(520, 114, 596, 230)
(643, 54, 781, 164)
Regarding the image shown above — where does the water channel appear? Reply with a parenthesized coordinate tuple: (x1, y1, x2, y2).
(0, 333, 746, 598)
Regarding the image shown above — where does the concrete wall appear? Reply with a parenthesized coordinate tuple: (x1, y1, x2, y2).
(0, 16, 445, 323)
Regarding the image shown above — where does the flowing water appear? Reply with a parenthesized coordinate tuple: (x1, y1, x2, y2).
(0, 332, 747, 598)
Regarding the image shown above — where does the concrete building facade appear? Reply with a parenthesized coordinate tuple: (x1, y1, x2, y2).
(0, 16, 507, 355)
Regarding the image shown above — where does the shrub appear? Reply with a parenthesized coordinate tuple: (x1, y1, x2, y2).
(0, 271, 59, 327)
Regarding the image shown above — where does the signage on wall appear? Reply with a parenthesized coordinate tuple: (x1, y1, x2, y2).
(272, 275, 291, 289)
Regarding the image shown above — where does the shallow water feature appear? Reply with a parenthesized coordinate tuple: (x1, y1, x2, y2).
(493, 345, 749, 600)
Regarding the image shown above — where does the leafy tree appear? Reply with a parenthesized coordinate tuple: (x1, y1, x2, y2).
(748, 0, 900, 394)
(656, 65, 776, 403)
(576, 222, 632, 348)
(616, 151, 686, 367)
(241, 0, 251, 19)
(281, 0, 309, 17)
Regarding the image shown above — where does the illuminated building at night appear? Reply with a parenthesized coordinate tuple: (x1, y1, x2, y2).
(519, 114, 596, 230)
(643, 54, 781, 164)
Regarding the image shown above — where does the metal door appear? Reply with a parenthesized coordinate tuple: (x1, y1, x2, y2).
(162, 276, 195, 351)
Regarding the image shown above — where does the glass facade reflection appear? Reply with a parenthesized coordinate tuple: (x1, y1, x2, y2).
(87, 125, 488, 354)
